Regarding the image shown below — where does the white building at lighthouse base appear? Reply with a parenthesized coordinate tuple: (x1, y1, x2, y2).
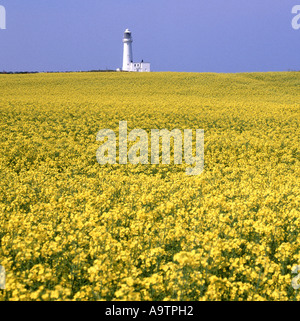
(128, 61, 151, 72)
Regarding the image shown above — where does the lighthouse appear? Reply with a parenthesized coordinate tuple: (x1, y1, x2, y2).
(121, 29, 151, 72)
(122, 29, 133, 71)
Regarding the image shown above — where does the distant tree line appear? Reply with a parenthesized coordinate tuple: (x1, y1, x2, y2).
(0, 70, 118, 74)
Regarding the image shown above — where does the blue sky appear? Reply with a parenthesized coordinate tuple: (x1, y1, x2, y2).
(0, 0, 299, 72)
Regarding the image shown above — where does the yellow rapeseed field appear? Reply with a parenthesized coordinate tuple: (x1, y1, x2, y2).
(0, 71, 299, 301)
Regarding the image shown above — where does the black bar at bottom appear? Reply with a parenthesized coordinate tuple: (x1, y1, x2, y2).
(0, 301, 296, 319)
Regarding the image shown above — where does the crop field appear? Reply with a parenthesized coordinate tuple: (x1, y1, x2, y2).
(0, 71, 299, 301)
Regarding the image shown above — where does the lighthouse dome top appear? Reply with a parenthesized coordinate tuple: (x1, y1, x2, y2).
(123, 29, 132, 41)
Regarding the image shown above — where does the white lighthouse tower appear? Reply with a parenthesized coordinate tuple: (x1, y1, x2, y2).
(121, 28, 151, 72)
(122, 29, 133, 71)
